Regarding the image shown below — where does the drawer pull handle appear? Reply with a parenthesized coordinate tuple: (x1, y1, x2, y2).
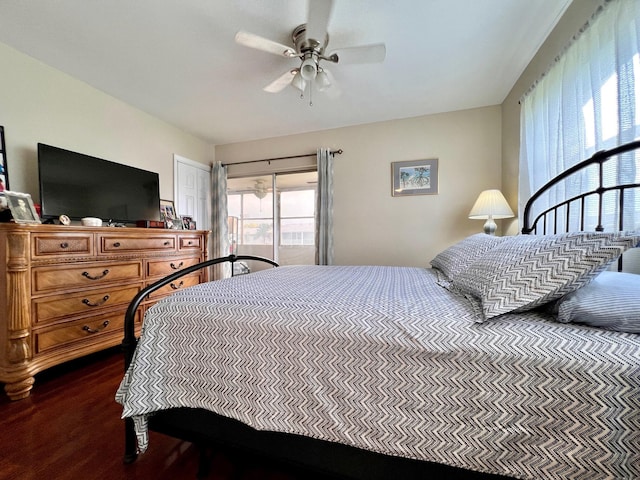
(170, 261, 183, 270)
(170, 281, 184, 290)
(113, 242, 121, 248)
(82, 269, 110, 280)
(60, 242, 69, 249)
(188, 241, 193, 245)
(82, 320, 110, 334)
(82, 295, 110, 307)
(164, 241, 171, 246)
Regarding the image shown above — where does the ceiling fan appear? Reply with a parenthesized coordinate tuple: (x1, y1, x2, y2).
(234, 0, 386, 105)
(253, 179, 269, 199)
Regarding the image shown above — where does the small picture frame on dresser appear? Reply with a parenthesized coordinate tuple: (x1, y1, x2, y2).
(0, 193, 10, 222)
(5, 191, 41, 224)
(0, 125, 9, 192)
(181, 215, 196, 230)
(160, 199, 182, 229)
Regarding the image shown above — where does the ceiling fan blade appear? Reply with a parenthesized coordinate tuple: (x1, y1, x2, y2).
(263, 70, 296, 93)
(306, 0, 334, 42)
(235, 31, 296, 57)
(329, 43, 386, 64)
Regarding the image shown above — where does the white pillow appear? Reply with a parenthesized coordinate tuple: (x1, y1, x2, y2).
(549, 271, 640, 333)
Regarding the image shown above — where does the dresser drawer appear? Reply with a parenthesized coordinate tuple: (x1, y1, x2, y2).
(178, 235, 203, 250)
(146, 273, 201, 301)
(98, 234, 176, 254)
(34, 309, 141, 354)
(146, 256, 202, 277)
(31, 233, 93, 259)
(33, 284, 142, 325)
(32, 260, 143, 295)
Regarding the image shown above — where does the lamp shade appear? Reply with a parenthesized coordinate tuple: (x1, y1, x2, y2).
(315, 69, 331, 91)
(468, 189, 514, 235)
(300, 57, 317, 81)
(469, 189, 514, 219)
(291, 70, 306, 92)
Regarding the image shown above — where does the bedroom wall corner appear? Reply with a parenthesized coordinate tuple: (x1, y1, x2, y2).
(0, 41, 214, 202)
(216, 106, 502, 267)
(501, 0, 602, 235)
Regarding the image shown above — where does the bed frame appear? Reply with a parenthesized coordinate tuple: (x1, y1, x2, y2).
(122, 140, 640, 479)
(522, 139, 640, 235)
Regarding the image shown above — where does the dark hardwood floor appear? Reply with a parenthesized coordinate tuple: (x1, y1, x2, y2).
(0, 348, 324, 480)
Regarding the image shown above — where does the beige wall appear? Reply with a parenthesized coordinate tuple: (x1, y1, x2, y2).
(217, 106, 502, 267)
(0, 42, 213, 202)
(1, 0, 595, 267)
(501, 0, 601, 235)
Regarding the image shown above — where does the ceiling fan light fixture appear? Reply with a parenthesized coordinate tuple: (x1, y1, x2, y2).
(300, 57, 317, 81)
(316, 69, 331, 91)
(254, 179, 268, 199)
(291, 70, 306, 92)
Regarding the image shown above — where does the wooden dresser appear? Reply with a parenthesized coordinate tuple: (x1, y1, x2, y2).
(0, 224, 209, 400)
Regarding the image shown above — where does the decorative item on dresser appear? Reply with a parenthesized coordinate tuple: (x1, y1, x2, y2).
(0, 125, 8, 191)
(0, 224, 208, 400)
(4, 191, 41, 225)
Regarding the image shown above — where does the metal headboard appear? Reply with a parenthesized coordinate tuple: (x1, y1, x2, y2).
(522, 139, 640, 235)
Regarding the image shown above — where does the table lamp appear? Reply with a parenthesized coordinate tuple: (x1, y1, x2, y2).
(468, 189, 514, 235)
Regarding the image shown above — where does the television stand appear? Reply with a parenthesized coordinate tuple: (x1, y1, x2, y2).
(0, 223, 209, 400)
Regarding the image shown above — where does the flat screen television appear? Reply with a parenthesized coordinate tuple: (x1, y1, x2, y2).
(38, 143, 160, 224)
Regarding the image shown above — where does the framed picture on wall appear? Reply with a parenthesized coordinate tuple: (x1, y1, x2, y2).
(391, 159, 438, 197)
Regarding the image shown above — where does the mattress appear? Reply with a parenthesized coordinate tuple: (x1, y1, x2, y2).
(116, 265, 640, 479)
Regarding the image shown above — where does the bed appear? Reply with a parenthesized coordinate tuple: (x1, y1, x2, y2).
(117, 141, 640, 480)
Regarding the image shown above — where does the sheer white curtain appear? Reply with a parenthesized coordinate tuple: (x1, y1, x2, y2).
(315, 148, 334, 265)
(520, 0, 640, 232)
(211, 161, 230, 279)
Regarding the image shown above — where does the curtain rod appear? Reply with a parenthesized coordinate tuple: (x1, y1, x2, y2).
(221, 149, 343, 167)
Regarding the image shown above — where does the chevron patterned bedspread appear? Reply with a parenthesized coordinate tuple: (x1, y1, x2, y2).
(116, 265, 640, 479)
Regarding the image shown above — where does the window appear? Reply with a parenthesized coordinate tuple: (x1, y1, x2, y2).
(227, 172, 317, 266)
(520, 0, 640, 232)
(231, 189, 274, 245)
(280, 190, 315, 246)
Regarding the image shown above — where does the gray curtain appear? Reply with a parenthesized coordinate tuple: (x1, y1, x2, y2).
(211, 161, 230, 279)
(315, 148, 334, 265)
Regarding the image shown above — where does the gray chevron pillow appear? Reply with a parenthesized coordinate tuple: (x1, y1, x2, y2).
(430, 233, 509, 281)
(452, 232, 640, 321)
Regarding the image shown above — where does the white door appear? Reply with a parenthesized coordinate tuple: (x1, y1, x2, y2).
(174, 155, 211, 231)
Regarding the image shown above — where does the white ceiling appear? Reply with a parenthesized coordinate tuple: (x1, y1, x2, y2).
(0, 0, 571, 146)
